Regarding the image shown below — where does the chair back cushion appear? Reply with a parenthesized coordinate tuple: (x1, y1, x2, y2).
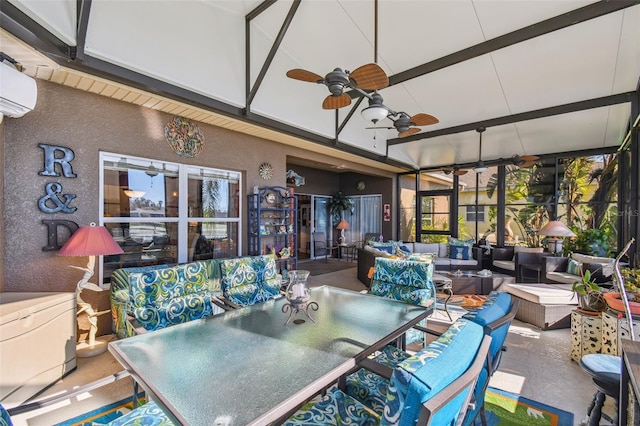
(381, 319, 484, 426)
(370, 258, 434, 307)
(128, 262, 215, 331)
(463, 291, 512, 359)
(221, 255, 280, 306)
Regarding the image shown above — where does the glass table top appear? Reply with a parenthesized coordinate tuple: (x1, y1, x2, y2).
(109, 285, 430, 426)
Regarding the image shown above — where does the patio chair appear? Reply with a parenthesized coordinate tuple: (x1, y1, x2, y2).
(369, 257, 436, 349)
(219, 254, 281, 307)
(312, 231, 333, 262)
(1, 370, 174, 425)
(343, 291, 518, 426)
(283, 319, 490, 425)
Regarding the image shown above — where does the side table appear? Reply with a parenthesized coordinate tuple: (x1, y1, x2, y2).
(519, 263, 542, 283)
(602, 310, 640, 356)
(570, 309, 603, 362)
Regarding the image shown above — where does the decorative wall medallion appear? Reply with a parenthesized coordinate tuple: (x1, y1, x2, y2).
(259, 162, 273, 180)
(164, 116, 205, 158)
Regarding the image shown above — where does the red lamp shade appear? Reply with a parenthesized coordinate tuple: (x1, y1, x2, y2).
(336, 220, 350, 230)
(58, 223, 123, 256)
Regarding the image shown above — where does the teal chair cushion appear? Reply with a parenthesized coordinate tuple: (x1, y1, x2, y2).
(381, 319, 483, 426)
(463, 291, 511, 360)
(1, 404, 12, 426)
(220, 255, 280, 306)
(370, 258, 435, 307)
(128, 262, 216, 332)
(284, 386, 380, 425)
(106, 401, 174, 425)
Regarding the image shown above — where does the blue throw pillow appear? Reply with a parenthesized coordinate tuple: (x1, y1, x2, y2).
(567, 259, 582, 275)
(449, 245, 471, 260)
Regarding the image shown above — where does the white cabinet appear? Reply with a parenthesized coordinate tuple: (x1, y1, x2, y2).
(0, 292, 76, 404)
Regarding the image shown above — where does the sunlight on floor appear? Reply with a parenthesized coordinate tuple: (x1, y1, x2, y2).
(488, 371, 526, 395)
(508, 325, 541, 339)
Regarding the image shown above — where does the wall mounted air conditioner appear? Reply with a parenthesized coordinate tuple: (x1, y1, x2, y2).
(0, 61, 37, 119)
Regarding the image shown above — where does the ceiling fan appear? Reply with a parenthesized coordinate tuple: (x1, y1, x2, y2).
(366, 109, 439, 138)
(286, 63, 388, 110)
(442, 166, 468, 176)
(510, 154, 539, 168)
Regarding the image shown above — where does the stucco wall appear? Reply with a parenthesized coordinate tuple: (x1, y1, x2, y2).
(2, 80, 395, 292)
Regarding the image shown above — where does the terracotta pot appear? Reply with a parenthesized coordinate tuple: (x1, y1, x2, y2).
(603, 292, 640, 315)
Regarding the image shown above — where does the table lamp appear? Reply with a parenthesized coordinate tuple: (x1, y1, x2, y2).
(538, 220, 576, 255)
(58, 222, 123, 357)
(336, 219, 350, 245)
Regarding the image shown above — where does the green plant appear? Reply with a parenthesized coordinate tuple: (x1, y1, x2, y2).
(328, 191, 354, 222)
(622, 268, 640, 301)
(564, 228, 613, 257)
(572, 270, 606, 312)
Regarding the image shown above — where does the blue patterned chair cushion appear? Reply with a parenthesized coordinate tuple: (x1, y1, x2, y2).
(1, 404, 12, 426)
(220, 255, 280, 306)
(370, 258, 435, 307)
(284, 386, 380, 425)
(463, 291, 511, 359)
(107, 401, 174, 425)
(128, 262, 216, 332)
(346, 319, 482, 422)
(381, 319, 484, 426)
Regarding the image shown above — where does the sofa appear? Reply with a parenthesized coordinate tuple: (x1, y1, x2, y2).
(357, 241, 481, 286)
(490, 246, 546, 278)
(110, 254, 279, 338)
(543, 253, 615, 285)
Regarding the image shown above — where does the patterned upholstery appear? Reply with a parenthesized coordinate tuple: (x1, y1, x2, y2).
(284, 386, 380, 425)
(370, 258, 435, 306)
(110, 259, 225, 338)
(1, 404, 12, 426)
(128, 262, 217, 332)
(288, 319, 484, 426)
(370, 257, 435, 346)
(220, 255, 281, 306)
(345, 292, 516, 426)
(105, 401, 174, 425)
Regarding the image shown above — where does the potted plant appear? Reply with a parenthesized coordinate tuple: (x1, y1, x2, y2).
(328, 191, 354, 223)
(603, 267, 640, 315)
(572, 270, 606, 312)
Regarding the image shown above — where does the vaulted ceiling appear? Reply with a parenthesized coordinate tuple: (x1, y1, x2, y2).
(2, 0, 639, 173)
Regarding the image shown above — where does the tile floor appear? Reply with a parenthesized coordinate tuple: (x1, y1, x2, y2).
(9, 266, 615, 425)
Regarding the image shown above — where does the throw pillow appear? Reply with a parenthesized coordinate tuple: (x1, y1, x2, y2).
(449, 245, 471, 260)
(372, 242, 395, 254)
(567, 259, 582, 275)
(448, 237, 474, 247)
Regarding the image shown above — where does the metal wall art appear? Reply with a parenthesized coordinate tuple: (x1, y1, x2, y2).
(286, 169, 305, 187)
(164, 116, 205, 158)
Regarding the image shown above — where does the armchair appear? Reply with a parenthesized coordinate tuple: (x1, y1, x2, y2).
(284, 320, 490, 426)
(491, 246, 545, 278)
(219, 254, 281, 307)
(343, 292, 519, 426)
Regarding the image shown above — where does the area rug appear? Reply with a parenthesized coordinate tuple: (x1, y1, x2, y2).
(479, 387, 574, 426)
(54, 395, 145, 426)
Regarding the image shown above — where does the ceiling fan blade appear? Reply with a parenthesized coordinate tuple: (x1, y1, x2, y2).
(349, 63, 388, 90)
(519, 160, 537, 168)
(398, 127, 421, 138)
(322, 93, 351, 109)
(410, 113, 439, 126)
(453, 169, 469, 176)
(286, 69, 324, 83)
(519, 155, 539, 162)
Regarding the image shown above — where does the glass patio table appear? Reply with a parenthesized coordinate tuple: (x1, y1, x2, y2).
(108, 285, 432, 426)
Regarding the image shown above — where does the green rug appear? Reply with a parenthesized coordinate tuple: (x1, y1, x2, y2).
(480, 388, 573, 425)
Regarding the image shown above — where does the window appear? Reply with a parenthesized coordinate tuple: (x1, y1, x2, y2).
(100, 153, 241, 284)
(465, 205, 485, 222)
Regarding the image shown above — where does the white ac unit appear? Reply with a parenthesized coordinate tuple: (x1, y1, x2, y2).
(0, 61, 37, 118)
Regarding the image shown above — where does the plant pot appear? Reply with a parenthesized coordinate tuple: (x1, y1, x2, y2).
(577, 293, 607, 312)
(603, 292, 640, 315)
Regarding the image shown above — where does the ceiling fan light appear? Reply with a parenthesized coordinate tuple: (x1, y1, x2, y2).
(361, 105, 389, 124)
(473, 161, 488, 173)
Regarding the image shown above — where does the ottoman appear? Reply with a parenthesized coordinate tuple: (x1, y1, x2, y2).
(502, 283, 577, 330)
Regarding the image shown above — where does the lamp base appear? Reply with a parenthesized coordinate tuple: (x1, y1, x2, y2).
(76, 335, 113, 358)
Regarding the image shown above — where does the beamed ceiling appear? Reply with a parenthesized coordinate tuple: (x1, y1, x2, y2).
(1, 0, 639, 173)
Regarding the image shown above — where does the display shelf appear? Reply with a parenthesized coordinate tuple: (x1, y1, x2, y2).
(248, 186, 297, 277)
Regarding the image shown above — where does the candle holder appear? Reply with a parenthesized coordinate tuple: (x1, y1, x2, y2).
(282, 270, 318, 325)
